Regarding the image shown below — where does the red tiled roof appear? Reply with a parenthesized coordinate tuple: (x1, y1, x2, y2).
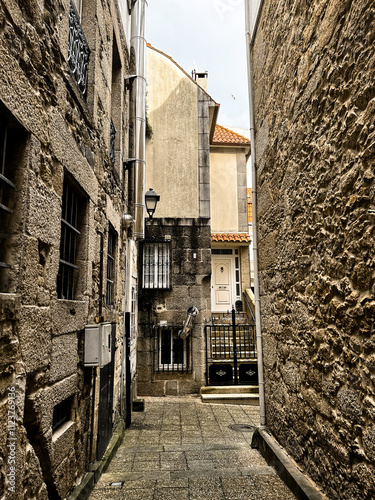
(212, 125, 251, 145)
(211, 233, 251, 243)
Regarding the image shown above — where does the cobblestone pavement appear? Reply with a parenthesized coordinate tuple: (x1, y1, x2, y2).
(88, 396, 296, 499)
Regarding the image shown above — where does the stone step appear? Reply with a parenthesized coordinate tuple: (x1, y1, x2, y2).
(201, 392, 259, 405)
(201, 385, 259, 395)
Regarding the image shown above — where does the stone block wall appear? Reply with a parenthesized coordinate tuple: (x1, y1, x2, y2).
(251, 1, 375, 498)
(137, 218, 212, 396)
(0, 0, 133, 498)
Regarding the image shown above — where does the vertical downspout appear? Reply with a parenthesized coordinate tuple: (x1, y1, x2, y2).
(97, 230, 104, 320)
(131, 0, 147, 239)
(245, 0, 266, 427)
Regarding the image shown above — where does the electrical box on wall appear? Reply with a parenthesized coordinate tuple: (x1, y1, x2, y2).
(84, 323, 112, 368)
(100, 322, 112, 367)
(84, 325, 100, 367)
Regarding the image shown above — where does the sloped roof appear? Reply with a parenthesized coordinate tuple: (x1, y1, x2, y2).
(146, 43, 218, 104)
(212, 125, 251, 145)
(211, 233, 251, 243)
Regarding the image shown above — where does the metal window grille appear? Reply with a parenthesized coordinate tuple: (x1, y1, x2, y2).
(57, 181, 82, 299)
(106, 228, 115, 305)
(0, 124, 15, 270)
(154, 326, 192, 372)
(68, 0, 90, 99)
(142, 242, 170, 289)
(52, 397, 72, 433)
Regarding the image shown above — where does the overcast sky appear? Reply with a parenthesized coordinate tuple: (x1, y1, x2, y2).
(145, 0, 250, 130)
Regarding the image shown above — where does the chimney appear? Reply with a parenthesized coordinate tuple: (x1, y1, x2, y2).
(192, 70, 208, 91)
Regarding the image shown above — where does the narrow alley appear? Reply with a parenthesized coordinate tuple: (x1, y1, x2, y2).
(88, 397, 296, 500)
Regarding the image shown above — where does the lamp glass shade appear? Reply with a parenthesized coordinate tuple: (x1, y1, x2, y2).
(145, 188, 160, 219)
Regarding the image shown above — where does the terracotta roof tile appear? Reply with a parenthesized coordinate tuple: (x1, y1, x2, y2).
(211, 233, 251, 243)
(212, 125, 251, 145)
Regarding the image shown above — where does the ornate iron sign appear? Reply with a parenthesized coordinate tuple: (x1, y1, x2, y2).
(68, 1, 90, 98)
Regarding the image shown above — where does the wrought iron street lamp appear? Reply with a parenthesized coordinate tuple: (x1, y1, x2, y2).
(145, 188, 160, 220)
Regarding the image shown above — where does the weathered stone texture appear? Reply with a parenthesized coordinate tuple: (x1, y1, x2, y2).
(138, 218, 211, 396)
(251, 1, 375, 498)
(0, 0, 132, 498)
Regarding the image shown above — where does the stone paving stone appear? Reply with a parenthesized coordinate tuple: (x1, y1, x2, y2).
(123, 488, 155, 499)
(132, 460, 160, 472)
(187, 459, 215, 470)
(88, 396, 296, 500)
(253, 474, 297, 499)
(189, 478, 226, 500)
(156, 477, 188, 488)
(122, 479, 157, 490)
(154, 487, 189, 500)
(107, 460, 134, 473)
(221, 475, 257, 499)
(88, 486, 127, 500)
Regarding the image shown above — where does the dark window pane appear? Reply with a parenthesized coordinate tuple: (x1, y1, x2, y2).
(173, 337, 184, 365)
(161, 330, 171, 365)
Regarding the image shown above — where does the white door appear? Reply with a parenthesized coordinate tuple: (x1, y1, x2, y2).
(211, 257, 234, 312)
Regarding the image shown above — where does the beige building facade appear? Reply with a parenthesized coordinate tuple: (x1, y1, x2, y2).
(137, 45, 253, 396)
(210, 125, 251, 313)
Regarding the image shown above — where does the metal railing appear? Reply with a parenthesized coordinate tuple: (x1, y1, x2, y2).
(205, 308, 257, 385)
(205, 323, 256, 362)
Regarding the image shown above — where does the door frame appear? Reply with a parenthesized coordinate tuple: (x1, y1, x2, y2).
(211, 253, 236, 312)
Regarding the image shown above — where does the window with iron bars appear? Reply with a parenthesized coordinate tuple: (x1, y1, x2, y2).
(0, 113, 26, 292)
(57, 178, 86, 300)
(142, 242, 170, 289)
(52, 397, 73, 433)
(0, 123, 16, 273)
(106, 227, 116, 306)
(154, 326, 192, 372)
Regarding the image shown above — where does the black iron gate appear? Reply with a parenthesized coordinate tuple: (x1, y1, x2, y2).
(97, 323, 115, 459)
(205, 309, 257, 385)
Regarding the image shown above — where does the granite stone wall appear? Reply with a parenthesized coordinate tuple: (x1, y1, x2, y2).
(0, 0, 132, 498)
(137, 218, 212, 396)
(251, 1, 375, 498)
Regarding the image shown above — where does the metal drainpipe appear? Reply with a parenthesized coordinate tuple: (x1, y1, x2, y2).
(245, 0, 266, 428)
(97, 230, 104, 320)
(131, 0, 147, 240)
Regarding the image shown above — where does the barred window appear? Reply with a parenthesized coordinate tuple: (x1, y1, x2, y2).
(0, 112, 26, 292)
(106, 227, 116, 306)
(142, 242, 170, 289)
(57, 178, 86, 299)
(52, 397, 73, 433)
(159, 329, 186, 371)
(0, 124, 15, 271)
